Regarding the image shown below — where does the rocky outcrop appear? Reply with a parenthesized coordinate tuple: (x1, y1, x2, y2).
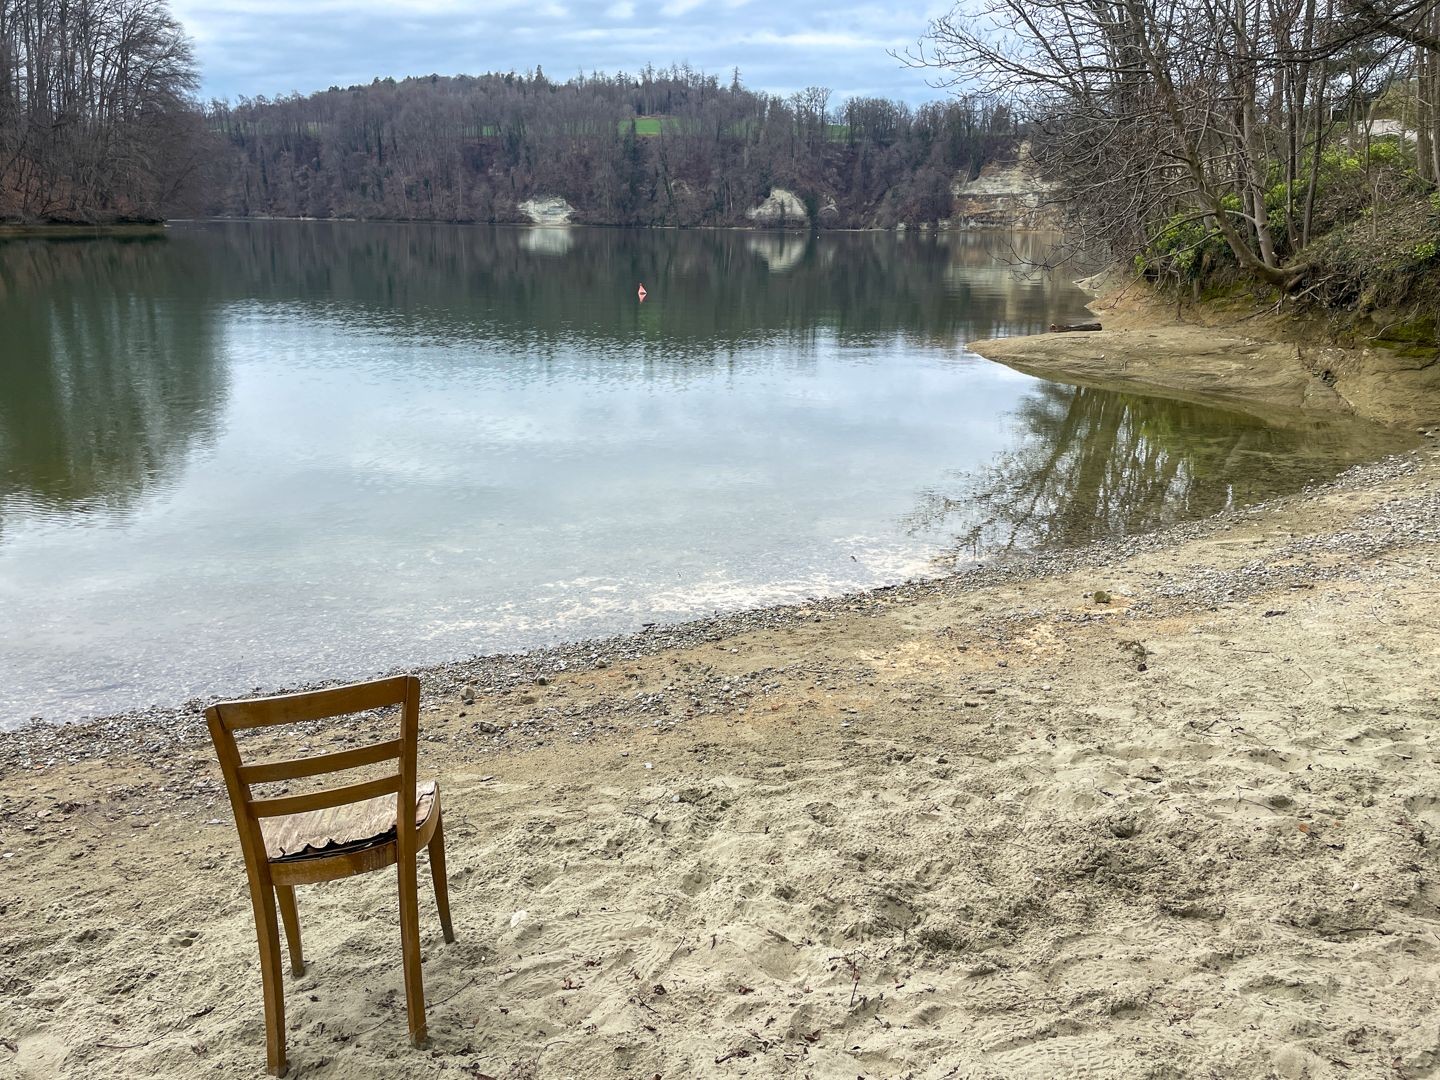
(518, 196, 576, 225)
(746, 188, 807, 227)
(949, 144, 1061, 230)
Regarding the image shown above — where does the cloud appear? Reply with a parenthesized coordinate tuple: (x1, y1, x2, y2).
(176, 0, 947, 104)
(740, 30, 900, 49)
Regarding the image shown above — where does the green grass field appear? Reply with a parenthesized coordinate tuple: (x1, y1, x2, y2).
(624, 117, 852, 140)
(623, 116, 688, 136)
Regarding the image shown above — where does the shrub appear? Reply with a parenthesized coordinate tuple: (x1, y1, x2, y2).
(1140, 209, 1230, 279)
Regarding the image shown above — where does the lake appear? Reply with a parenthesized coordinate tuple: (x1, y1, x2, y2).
(0, 222, 1411, 724)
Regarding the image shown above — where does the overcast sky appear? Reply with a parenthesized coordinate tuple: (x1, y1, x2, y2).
(170, 0, 957, 105)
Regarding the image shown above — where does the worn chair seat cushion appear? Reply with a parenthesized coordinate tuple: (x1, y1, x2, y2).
(263, 781, 438, 861)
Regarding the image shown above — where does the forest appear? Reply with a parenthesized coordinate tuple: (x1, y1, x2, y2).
(201, 70, 1018, 228)
(4, 0, 1440, 307)
(0, 0, 207, 222)
(0, 0, 1018, 230)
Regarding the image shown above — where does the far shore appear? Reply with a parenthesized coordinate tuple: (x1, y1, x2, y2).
(0, 222, 166, 239)
(1, 215, 1072, 243)
(168, 214, 1058, 235)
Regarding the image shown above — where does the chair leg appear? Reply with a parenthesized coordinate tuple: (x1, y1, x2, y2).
(248, 874, 288, 1076)
(275, 884, 305, 976)
(428, 811, 456, 944)
(397, 854, 427, 1047)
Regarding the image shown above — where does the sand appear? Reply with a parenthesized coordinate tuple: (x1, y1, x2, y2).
(4, 449, 1440, 1079)
(967, 283, 1440, 430)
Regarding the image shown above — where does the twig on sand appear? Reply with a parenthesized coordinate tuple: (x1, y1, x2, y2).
(827, 953, 865, 1007)
(1228, 790, 1283, 814)
(993, 837, 1042, 854)
(352, 979, 478, 1040)
(95, 1037, 162, 1050)
(431, 976, 478, 1008)
(93, 1001, 252, 1053)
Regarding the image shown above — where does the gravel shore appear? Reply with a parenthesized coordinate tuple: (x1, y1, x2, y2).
(4, 448, 1434, 775)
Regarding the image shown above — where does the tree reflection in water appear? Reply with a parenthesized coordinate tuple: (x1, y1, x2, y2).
(0, 236, 226, 529)
(0, 222, 1406, 561)
(907, 382, 1411, 556)
(184, 221, 1081, 353)
(0, 223, 1082, 532)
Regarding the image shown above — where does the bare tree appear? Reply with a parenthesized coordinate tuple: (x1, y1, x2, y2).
(203, 69, 1016, 229)
(912, 0, 1430, 288)
(0, 0, 202, 222)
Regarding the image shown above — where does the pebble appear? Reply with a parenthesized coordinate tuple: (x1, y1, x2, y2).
(2, 448, 1433, 773)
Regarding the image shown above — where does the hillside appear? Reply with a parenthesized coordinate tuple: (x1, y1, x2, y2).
(202, 69, 1023, 228)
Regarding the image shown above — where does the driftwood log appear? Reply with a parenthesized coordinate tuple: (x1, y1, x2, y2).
(1048, 321, 1103, 332)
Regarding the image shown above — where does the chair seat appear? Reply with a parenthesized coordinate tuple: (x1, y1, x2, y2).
(263, 781, 438, 862)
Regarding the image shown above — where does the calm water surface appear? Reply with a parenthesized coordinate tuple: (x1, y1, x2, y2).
(0, 223, 1411, 723)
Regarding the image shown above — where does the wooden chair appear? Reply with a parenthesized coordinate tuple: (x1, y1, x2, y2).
(206, 675, 455, 1076)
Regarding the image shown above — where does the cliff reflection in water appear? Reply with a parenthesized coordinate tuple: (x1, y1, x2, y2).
(186, 221, 1077, 353)
(0, 222, 1078, 528)
(910, 382, 1409, 554)
(0, 236, 226, 527)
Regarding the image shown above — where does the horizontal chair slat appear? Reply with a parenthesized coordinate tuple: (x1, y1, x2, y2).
(250, 774, 402, 819)
(217, 676, 415, 729)
(239, 739, 403, 785)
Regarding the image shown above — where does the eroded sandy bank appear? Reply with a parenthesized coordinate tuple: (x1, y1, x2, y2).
(968, 285, 1440, 430)
(3, 450, 1440, 1078)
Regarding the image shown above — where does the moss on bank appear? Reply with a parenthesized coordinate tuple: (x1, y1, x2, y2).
(1129, 140, 1440, 359)
(1292, 196, 1440, 355)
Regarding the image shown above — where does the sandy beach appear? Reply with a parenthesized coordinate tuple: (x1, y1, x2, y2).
(4, 446, 1440, 1079)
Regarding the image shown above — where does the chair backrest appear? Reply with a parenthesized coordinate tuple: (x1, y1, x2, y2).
(206, 675, 422, 872)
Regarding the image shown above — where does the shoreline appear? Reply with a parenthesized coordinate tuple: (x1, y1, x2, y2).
(0, 448, 1374, 746)
(4, 445, 1439, 1077)
(173, 215, 1061, 235)
(967, 279, 1440, 430)
(0, 442, 1426, 758)
(0, 222, 166, 238)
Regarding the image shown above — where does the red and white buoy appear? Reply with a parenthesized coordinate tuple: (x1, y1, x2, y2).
(637, 282, 648, 301)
